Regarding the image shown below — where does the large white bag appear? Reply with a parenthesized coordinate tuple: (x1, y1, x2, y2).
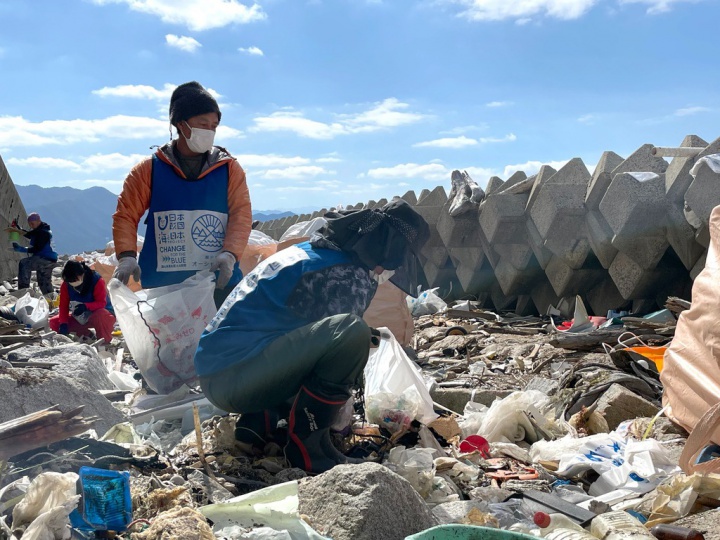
(14, 292, 49, 329)
(364, 329, 437, 432)
(108, 271, 217, 394)
(662, 203, 720, 471)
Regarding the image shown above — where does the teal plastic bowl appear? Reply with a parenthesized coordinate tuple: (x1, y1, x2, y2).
(406, 525, 538, 540)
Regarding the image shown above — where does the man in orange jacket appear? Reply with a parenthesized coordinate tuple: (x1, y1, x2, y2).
(112, 81, 251, 305)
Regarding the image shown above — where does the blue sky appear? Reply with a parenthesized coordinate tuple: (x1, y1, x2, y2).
(0, 0, 718, 212)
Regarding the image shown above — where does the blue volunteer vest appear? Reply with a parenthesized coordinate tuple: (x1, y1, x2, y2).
(139, 155, 242, 289)
(31, 226, 58, 262)
(68, 271, 114, 314)
(194, 242, 355, 377)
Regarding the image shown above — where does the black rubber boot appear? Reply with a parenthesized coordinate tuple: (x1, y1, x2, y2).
(285, 384, 361, 473)
(235, 410, 279, 446)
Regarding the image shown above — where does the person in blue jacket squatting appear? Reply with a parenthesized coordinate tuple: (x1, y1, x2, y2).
(194, 198, 430, 474)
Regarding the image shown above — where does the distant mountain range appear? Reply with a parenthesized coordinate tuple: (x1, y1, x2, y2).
(15, 185, 298, 255)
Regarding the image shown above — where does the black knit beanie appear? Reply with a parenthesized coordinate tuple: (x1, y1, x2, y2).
(169, 81, 221, 126)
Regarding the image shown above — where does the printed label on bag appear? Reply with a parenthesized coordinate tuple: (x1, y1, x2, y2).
(154, 210, 228, 272)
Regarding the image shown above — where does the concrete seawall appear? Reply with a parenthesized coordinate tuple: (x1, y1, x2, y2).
(0, 155, 27, 283)
(256, 135, 720, 316)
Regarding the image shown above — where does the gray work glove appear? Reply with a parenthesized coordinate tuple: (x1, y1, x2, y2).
(114, 256, 141, 285)
(210, 251, 236, 289)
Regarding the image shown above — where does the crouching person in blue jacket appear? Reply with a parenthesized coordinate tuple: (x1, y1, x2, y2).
(194, 199, 429, 473)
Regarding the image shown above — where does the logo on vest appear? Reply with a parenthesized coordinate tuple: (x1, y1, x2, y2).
(192, 214, 225, 252)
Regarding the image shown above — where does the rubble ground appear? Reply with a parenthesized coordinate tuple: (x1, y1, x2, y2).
(1, 266, 719, 540)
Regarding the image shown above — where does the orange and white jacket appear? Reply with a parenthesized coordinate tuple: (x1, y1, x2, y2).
(112, 142, 252, 261)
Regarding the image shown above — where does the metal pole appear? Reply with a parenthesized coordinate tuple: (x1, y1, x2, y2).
(651, 147, 703, 158)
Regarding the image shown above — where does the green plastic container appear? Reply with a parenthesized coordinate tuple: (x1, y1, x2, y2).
(406, 525, 539, 540)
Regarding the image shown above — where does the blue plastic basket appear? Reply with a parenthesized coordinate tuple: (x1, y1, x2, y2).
(69, 467, 132, 533)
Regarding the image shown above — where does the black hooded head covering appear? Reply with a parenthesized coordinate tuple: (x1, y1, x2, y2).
(169, 81, 221, 127)
(313, 198, 430, 296)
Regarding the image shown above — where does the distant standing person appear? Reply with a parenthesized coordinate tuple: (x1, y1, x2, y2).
(49, 260, 116, 343)
(112, 81, 252, 304)
(12, 212, 58, 295)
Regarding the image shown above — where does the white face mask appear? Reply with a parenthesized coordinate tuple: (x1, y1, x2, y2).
(183, 122, 215, 153)
(68, 279, 83, 288)
(370, 269, 395, 285)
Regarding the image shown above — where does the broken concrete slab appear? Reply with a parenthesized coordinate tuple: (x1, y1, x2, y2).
(298, 463, 437, 540)
(594, 383, 661, 431)
(0, 367, 128, 435)
(8, 343, 115, 391)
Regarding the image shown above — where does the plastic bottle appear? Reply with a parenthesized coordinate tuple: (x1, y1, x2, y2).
(534, 512, 586, 536)
(590, 511, 655, 540)
(649, 524, 705, 540)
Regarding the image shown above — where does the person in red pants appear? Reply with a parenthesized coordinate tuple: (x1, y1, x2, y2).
(49, 260, 116, 344)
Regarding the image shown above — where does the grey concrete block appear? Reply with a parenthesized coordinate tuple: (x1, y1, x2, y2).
(503, 171, 527, 190)
(586, 151, 624, 208)
(478, 191, 529, 245)
(609, 250, 687, 300)
(545, 255, 605, 298)
(586, 209, 619, 269)
(417, 186, 447, 207)
(526, 164, 557, 212)
(530, 280, 562, 316)
(586, 277, 628, 317)
(529, 158, 592, 268)
(437, 204, 480, 248)
(685, 158, 720, 242)
(401, 190, 418, 205)
(494, 251, 544, 296)
(525, 218, 553, 269)
(600, 172, 669, 269)
(611, 143, 668, 177)
(594, 383, 660, 430)
(430, 387, 512, 414)
(690, 252, 706, 280)
(485, 176, 505, 195)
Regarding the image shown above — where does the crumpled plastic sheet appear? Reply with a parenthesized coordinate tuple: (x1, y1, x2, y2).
(384, 446, 437, 499)
(554, 431, 680, 496)
(689, 153, 720, 176)
(646, 472, 720, 527)
(199, 481, 331, 540)
(11, 471, 80, 540)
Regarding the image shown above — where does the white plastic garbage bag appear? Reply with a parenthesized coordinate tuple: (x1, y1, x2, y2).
(555, 431, 680, 496)
(364, 329, 438, 432)
(14, 292, 49, 329)
(12, 471, 80, 540)
(108, 271, 217, 394)
(473, 390, 561, 444)
(279, 217, 327, 242)
(407, 287, 447, 317)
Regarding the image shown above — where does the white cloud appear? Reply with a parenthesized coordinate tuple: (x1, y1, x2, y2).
(250, 98, 427, 139)
(578, 113, 597, 124)
(674, 106, 710, 116)
(90, 0, 266, 31)
(0, 115, 168, 147)
(366, 163, 497, 186)
(414, 133, 515, 148)
(239, 46, 264, 56)
(0, 115, 242, 149)
(618, 0, 701, 15)
(486, 100, 513, 108)
(93, 83, 221, 101)
(166, 34, 202, 53)
(414, 136, 478, 149)
(341, 98, 426, 131)
(262, 166, 334, 179)
(236, 154, 310, 168)
(439, 124, 488, 135)
(448, 0, 598, 21)
(6, 153, 147, 172)
(93, 83, 176, 101)
(478, 133, 517, 143)
(6, 157, 79, 169)
(516, 17, 532, 24)
(316, 156, 342, 163)
(367, 163, 450, 181)
(251, 112, 347, 139)
(503, 159, 570, 178)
